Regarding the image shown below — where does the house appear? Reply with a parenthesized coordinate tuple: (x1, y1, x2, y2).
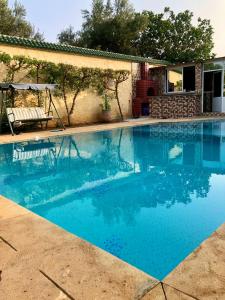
(133, 58, 225, 119)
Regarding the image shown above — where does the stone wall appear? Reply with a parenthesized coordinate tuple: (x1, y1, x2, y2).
(149, 94, 202, 119)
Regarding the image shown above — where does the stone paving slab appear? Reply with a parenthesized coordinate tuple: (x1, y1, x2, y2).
(0, 239, 17, 269)
(141, 284, 165, 300)
(39, 239, 157, 300)
(0, 195, 29, 221)
(141, 283, 197, 300)
(0, 211, 77, 253)
(0, 256, 69, 300)
(164, 223, 225, 300)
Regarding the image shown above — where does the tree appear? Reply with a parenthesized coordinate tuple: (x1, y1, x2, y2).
(0, 0, 44, 40)
(57, 26, 80, 46)
(47, 64, 93, 126)
(0, 53, 30, 82)
(58, 3, 214, 63)
(58, 0, 147, 55)
(94, 68, 130, 120)
(135, 8, 214, 62)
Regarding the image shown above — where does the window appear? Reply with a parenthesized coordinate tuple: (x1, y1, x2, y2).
(183, 66, 195, 92)
(204, 62, 224, 71)
(167, 66, 195, 93)
(167, 67, 183, 92)
(214, 72, 222, 97)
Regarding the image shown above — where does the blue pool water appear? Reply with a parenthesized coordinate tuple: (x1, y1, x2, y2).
(1, 120, 225, 280)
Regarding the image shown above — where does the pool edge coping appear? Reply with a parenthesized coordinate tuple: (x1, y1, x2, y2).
(0, 116, 225, 145)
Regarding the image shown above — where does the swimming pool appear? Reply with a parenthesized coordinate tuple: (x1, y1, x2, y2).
(1, 120, 225, 280)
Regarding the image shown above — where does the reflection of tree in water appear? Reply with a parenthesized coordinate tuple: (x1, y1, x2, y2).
(97, 129, 133, 175)
(1, 129, 133, 208)
(91, 124, 215, 224)
(143, 165, 211, 208)
(91, 165, 211, 225)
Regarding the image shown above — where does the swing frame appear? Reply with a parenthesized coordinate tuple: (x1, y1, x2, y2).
(0, 83, 65, 136)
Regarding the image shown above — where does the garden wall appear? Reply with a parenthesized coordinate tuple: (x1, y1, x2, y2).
(0, 44, 138, 125)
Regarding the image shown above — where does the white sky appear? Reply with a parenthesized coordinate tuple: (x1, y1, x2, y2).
(8, 0, 225, 56)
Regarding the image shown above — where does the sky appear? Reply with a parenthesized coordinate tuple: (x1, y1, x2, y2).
(8, 0, 225, 56)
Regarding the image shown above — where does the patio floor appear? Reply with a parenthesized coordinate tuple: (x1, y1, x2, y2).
(1, 117, 225, 299)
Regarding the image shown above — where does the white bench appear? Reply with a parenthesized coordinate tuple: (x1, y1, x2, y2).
(13, 141, 55, 162)
(6, 107, 53, 123)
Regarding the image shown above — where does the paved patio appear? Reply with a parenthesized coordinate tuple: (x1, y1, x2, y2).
(1, 118, 225, 299)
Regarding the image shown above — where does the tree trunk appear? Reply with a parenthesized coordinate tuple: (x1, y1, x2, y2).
(63, 92, 71, 126)
(115, 86, 123, 120)
(69, 90, 80, 116)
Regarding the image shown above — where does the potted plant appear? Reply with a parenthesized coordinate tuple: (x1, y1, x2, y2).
(100, 94, 112, 122)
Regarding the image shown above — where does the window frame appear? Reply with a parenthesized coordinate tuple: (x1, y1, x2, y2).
(166, 65, 196, 94)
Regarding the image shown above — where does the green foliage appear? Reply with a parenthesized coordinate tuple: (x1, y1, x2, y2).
(0, 0, 44, 40)
(51, 64, 94, 125)
(57, 26, 80, 46)
(100, 94, 111, 111)
(58, 2, 214, 63)
(136, 8, 214, 62)
(93, 68, 130, 119)
(58, 0, 147, 55)
(0, 51, 11, 64)
(0, 53, 30, 82)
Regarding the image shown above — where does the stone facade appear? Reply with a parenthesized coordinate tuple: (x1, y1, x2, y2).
(150, 94, 202, 119)
(149, 63, 203, 119)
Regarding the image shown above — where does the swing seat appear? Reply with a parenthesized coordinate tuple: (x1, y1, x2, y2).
(13, 141, 55, 162)
(6, 107, 53, 123)
(0, 83, 65, 135)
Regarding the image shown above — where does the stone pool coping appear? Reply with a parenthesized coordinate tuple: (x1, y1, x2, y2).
(1, 117, 225, 299)
(1, 116, 225, 145)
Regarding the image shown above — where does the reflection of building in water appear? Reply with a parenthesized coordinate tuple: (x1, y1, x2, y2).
(133, 122, 225, 173)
